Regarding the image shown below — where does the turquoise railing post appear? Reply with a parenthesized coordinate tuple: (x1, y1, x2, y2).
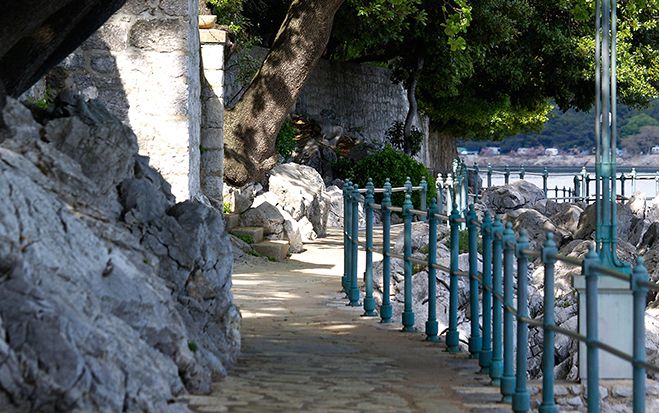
(405, 176, 413, 198)
(504, 165, 510, 185)
(501, 222, 516, 402)
(620, 172, 626, 199)
(426, 200, 440, 342)
(402, 193, 415, 332)
(489, 216, 504, 385)
(513, 230, 530, 413)
(380, 179, 393, 323)
(420, 177, 428, 222)
(519, 166, 525, 180)
(479, 213, 493, 373)
(474, 163, 480, 201)
(447, 205, 461, 352)
(582, 246, 600, 412)
(436, 174, 444, 215)
(349, 184, 361, 306)
(343, 181, 353, 296)
(543, 168, 549, 197)
(539, 233, 558, 413)
(467, 205, 482, 359)
(487, 163, 493, 188)
(363, 179, 376, 316)
(632, 257, 648, 413)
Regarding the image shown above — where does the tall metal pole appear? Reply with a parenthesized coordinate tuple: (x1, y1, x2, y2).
(594, 0, 629, 273)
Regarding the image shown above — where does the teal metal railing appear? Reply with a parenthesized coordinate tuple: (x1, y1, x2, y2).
(342, 176, 659, 413)
(441, 160, 659, 205)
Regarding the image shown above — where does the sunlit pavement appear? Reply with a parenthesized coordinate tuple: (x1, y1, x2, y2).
(183, 229, 509, 413)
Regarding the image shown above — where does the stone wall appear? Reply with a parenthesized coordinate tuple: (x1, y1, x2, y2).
(199, 30, 226, 207)
(55, 0, 202, 201)
(225, 47, 429, 165)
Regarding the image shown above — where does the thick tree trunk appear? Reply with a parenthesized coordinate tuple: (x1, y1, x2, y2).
(224, 0, 344, 186)
(427, 128, 457, 175)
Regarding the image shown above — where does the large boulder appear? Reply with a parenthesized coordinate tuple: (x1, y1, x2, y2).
(0, 96, 240, 412)
(240, 201, 285, 237)
(507, 208, 571, 250)
(326, 185, 344, 228)
(574, 203, 638, 243)
(268, 163, 330, 236)
(481, 180, 546, 213)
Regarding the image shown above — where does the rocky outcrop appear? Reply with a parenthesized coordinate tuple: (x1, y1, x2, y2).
(1, 1, 127, 102)
(268, 163, 330, 237)
(0, 96, 239, 412)
(481, 180, 546, 213)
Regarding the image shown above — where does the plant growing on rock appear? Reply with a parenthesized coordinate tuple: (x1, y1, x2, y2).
(347, 145, 436, 207)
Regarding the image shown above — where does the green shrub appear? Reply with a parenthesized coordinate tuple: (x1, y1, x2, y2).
(223, 201, 232, 214)
(276, 118, 296, 160)
(384, 121, 423, 157)
(347, 145, 436, 208)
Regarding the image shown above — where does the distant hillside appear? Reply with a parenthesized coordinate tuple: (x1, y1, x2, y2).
(460, 99, 659, 153)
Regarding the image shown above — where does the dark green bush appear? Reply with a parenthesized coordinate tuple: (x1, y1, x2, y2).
(276, 119, 296, 160)
(384, 121, 423, 157)
(347, 145, 436, 208)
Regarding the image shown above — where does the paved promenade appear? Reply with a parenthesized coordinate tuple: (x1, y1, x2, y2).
(184, 229, 508, 413)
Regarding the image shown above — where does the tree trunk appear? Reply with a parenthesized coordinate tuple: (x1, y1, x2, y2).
(427, 127, 457, 175)
(403, 56, 424, 143)
(224, 0, 344, 186)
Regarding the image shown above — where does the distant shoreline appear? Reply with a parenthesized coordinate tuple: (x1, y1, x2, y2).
(462, 154, 659, 171)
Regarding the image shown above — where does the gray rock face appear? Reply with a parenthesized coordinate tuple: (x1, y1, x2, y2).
(574, 203, 637, 243)
(268, 163, 330, 236)
(326, 185, 344, 228)
(241, 201, 285, 236)
(481, 180, 546, 213)
(506, 208, 571, 250)
(0, 97, 239, 412)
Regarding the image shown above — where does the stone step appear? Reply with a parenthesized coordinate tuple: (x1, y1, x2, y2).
(230, 227, 264, 244)
(252, 240, 289, 262)
(223, 213, 240, 231)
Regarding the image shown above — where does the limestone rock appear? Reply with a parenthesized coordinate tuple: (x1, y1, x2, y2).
(268, 163, 330, 237)
(240, 201, 285, 236)
(507, 208, 571, 250)
(481, 180, 546, 213)
(0, 97, 239, 411)
(574, 203, 637, 243)
(326, 185, 344, 228)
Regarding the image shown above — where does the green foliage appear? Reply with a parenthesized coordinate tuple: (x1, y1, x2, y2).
(384, 121, 423, 157)
(460, 98, 659, 152)
(223, 201, 232, 214)
(458, 229, 482, 254)
(275, 118, 296, 160)
(346, 146, 436, 207)
(26, 87, 54, 110)
(188, 340, 198, 353)
(621, 113, 659, 138)
(232, 232, 255, 245)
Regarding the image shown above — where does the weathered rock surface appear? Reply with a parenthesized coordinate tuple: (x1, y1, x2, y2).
(481, 180, 546, 213)
(268, 163, 330, 236)
(0, 96, 240, 412)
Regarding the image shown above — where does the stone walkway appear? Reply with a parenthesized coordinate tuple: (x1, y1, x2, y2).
(184, 229, 510, 413)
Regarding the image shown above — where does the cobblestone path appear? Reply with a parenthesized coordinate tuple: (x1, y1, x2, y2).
(184, 229, 508, 413)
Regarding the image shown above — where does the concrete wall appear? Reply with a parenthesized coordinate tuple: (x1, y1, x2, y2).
(224, 47, 429, 165)
(57, 0, 202, 201)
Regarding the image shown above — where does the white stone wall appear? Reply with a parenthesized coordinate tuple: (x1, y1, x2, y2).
(200, 30, 226, 207)
(57, 0, 201, 201)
